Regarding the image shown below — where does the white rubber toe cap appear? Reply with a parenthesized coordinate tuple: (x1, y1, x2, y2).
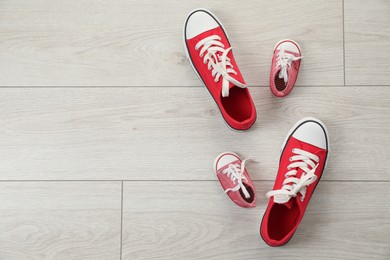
(275, 40, 301, 54)
(214, 153, 240, 171)
(292, 121, 328, 149)
(185, 9, 219, 40)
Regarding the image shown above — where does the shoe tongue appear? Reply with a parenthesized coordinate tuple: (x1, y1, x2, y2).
(222, 83, 239, 98)
(294, 167, 305, 179)
(220, 72, 246, 98)
(228, 81, 246, 91)
(280, 198, 295, 209)
(228, 82, 236, 90)
(280, 166, 305, 208)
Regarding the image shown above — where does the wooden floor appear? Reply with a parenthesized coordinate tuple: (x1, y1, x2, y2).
(0, 0, 389, 259)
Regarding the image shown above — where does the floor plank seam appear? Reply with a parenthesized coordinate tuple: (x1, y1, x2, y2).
(120, 181, 124, 260)
(1, 85, 389, 88)
(0, 180, 389, 182)
(342, 0, 346, 86)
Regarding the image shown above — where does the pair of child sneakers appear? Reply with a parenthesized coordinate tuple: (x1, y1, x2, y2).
(184, 9, 329, 247)
(184, 8, 302, 131)
(214, 117, 329, 247)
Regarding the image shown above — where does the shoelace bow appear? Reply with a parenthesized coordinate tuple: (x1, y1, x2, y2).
(266, 148, 319, 204)
(276, 47, 302, 83)
(195, 35, 246, 97)
(222, 158, 253, 199)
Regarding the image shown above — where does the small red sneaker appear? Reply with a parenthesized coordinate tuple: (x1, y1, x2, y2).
(214, 152, 256, 208)
(260, 117, 329, 246)
(269, 39, 302, 97)
(184, 9, 256, 131)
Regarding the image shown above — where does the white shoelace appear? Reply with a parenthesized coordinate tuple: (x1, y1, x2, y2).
(276, 47, 302, 83)
(266, 148, 319, 204)
(195, 35, 246, 97)
(222, 159, 252, 199)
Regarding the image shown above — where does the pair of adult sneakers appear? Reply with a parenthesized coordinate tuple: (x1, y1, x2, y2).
(184, 9, 329, 247)
(184, 8, 302, 131)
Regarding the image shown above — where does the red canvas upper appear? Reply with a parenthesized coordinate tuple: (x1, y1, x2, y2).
(184, 10, 256, 130)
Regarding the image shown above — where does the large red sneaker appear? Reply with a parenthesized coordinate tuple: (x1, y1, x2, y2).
(269, 39, 302, 97)
(260, 117, 329, 247)
(184, 9, 256, 131)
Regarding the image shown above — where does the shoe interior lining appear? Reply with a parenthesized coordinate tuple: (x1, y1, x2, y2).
(274, 74, 287, 92)
(221, 86, 252, 122)
(239, 183, 255, 204)
(267, 200, 299, 241)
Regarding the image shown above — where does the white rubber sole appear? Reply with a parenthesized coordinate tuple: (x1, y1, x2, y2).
(280, 117, 330, 170)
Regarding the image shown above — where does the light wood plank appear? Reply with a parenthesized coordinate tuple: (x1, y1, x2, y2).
(0, 86, 388, 181)
(0, 87, 388, 181)
(0, 181, 121, 260)
(122, 181, 390, 259)
(344, 0, 390, 85)
(0, 0, 343, 86)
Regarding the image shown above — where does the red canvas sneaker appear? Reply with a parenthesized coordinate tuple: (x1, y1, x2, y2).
(260, 117, 329, 246)
(214, 152, 256, 208)
(269, 39, 302, 97)
(184, 9, 256, 131)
